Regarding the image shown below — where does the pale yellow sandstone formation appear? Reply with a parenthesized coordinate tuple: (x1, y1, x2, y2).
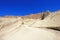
(0, 11, 60, 40)
(34, 11, 60, 27)
(1, 26, 60, 40)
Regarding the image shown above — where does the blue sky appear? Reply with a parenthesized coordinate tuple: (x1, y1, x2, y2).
(0, 0, 60, 16)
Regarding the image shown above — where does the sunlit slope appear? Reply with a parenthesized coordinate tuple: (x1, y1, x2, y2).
(1, 26, 60, 40)
(0, 11, 60, 40)
(36, 11, 60, 27)
(0, 17, 22, 36)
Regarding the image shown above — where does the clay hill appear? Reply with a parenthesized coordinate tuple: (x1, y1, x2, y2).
(0, 10, 60, 40)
